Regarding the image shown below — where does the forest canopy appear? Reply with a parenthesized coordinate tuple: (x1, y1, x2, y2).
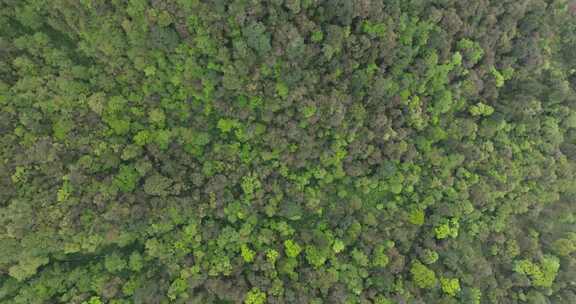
(1, 0, 576, 303)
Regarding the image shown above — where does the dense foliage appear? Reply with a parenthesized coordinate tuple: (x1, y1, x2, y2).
(1, 0, 576, 303)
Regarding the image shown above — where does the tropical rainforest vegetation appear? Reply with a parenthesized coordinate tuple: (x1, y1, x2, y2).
(1, 0, 576, 303)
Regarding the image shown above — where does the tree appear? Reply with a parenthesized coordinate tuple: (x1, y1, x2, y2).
(244, 288, 266, 304)
(410, 261, 437, 289)
(440, 277, 461, 297)
(143, 173, 173, 196)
